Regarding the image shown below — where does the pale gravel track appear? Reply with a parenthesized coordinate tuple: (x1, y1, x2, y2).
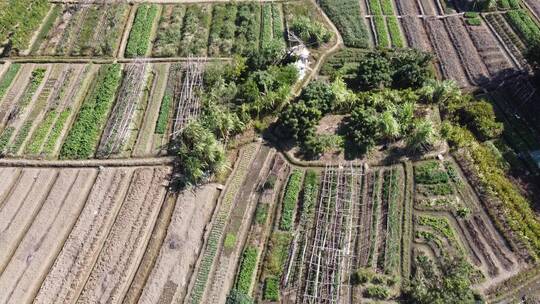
(0, 169, 57, 274)
(0, 169, 97, 304)
(77, 167, 170, 304)
(34, 168, 134, 304)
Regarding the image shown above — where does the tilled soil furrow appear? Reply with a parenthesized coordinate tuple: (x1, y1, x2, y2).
(0, 168, 96, 304)
(401, 17, 432, 51)
(0, 168, 21, 208)
(77, 167, 170, 304)
(396, 0, 420, 15)
(137, 184, 219, 304)
(425, 18, 469, 87)
(34, 168, 134, 304)
(0, 169, 57, 274)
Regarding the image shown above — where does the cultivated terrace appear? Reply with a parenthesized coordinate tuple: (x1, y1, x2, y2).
(1, 0, 540, 303)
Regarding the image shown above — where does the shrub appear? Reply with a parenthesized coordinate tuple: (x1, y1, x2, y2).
(125, 4, 158, 57)
(224, 233, 237, 249)
(414, 161, 449, 184)
(263, 276, 279, 301)
(363, 285, 390, 299)
(234, 3, 261, 55)
(279, 170, 303, 231)
(290, 16, 332, 47)
(60, 64, 122, 159)
(236, 246, 258, 294)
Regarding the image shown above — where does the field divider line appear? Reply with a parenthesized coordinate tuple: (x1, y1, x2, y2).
(0, 156, 175, 167)
(0, 57, 232, 64)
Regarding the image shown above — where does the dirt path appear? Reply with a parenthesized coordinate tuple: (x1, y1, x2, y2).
(137, 184, 220, 304)
(0, 156, 175, 167)
(0, 168, 96, 304)
(34, 168, 134, 304)
(0, 169, 57, 274)
(77, 167, 170, 303)
(0, 167, 21, 207)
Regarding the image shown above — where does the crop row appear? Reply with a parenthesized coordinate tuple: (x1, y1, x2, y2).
(189, 144, 258, 304)
(125, 4, 158, 58)
(234, 3, 261, 55)
(373, 16, 390, 48)
(19, 68, 47, 111)
(319, 0, 370, 48)
(25, 110, 57, 154)
(235, 246, 258, 294)
(0, 64, 21, 101)
(43, 109, 70, 155)
(382, 168, 402, 275)
(155, 93, 171, 134)
(179, 5, 211, 57)
(60, 64, 122, 159)
(279, 169, 304, 231)
(505, 10, 540, 45)
(208, 4, 237, 56)
(367, 170, 382, 265)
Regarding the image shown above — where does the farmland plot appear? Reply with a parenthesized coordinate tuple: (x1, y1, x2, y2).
(0, 168, 97, 304)
(32, 3, 128, 57)
(137, 184, 219, 304)
(465, 21, 517, 80)
(401, 16, 432, 51)
(425, 18, 470, 87)
(77, 167, 171, 303)
(412, 160, 523, 289)
(484, 13, 527, 65)
(395, 0, 421, 15)
(443, 16, 489, 86)
(97, 63, 149, 158)
(186, 143, 260, 304)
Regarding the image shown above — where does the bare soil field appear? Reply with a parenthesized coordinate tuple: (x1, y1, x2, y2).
(395, 0, 420, 15)
(137, 183, 220, 304)
(0, 165, 171, 304)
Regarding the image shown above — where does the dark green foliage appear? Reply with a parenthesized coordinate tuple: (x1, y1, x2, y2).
(290, 16, 332, 46)
(179, 5, 211, 56)
(300, 81, 335, 114)
(345, 106, 382, 153)
(318, 0, 370, 48)
(357, 50, 433, 90)
(279, 170, 303, 231)
(363, 285, 390, 299)
(235, 246, 258, 294)
(125, 4, 158, 57)
(208, 4, 238, 56)
(234, 3, 261, 55)
(506, 10, 540, 45)
(226, 289, 254, 304)
(263, 276, 280, 301)
(357, 51, 393, 89)
(176, 121, 225, 185)
(60, 64, 122, 159)
(155, 93, 171, 134)
(457, 101, 503, 140)
(0, 0, 50, 52)
(415, 161, 450, 185)
(526, 40, 540, 86)
(153, 5, 185, 57)
(0, 64, 21, 101)
(406, 255, 477, 304)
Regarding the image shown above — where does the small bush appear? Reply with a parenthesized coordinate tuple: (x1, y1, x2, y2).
(414, 161, 449, 184)
(290, 16, 332, 46)
(363, 285, 390, 299)
(263, 276, 279, 301)
(224, 233, 237, 249)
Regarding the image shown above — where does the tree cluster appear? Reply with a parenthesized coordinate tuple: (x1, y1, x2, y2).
(355, 49, 433, 91)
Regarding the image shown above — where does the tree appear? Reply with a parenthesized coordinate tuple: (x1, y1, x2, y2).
(176, 122, 225, 185)
(356, 51, 392, 90)
(300, 80, 335, 114)
(406, 255, 478, 304)
(346, 106, 382, 154)
(278, 101, 322, 140)
(379, 110, 401, 140)
(392, 50, 433, 89)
